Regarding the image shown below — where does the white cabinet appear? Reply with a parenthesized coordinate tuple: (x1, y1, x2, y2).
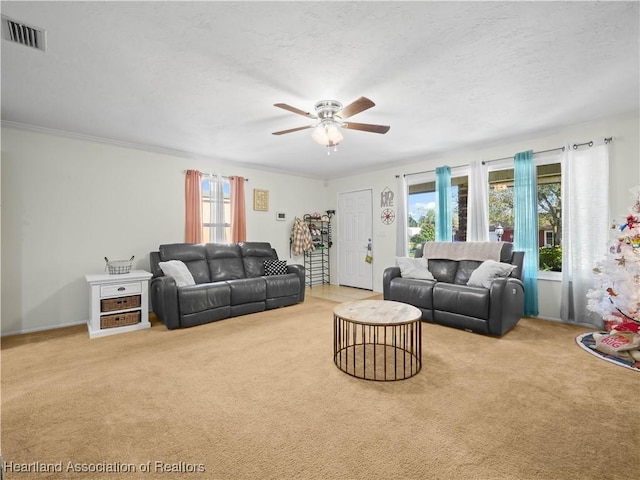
(85, 270, 152, 339)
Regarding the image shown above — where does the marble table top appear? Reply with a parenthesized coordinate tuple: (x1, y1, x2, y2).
(333, 299, 422, 325)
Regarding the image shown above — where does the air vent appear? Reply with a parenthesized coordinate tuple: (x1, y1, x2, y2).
(1, 15, 46, 52)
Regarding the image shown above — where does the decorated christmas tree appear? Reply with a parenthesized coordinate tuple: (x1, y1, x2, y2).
(586, 186, 640, 331)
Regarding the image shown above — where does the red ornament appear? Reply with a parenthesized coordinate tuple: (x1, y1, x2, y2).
(611, 321, 640, 333)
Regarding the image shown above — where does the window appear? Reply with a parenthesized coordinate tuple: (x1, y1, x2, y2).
(488, 161, 562, 272)
(408, 183, 435, 256)
(201, 176, 231, 243)
(544, 230, 554, 246)
(402, 155, 562, 272)
(407, 173, 468, 256)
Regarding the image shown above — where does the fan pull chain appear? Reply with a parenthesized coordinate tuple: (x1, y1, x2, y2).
(327, 145, 339, 155)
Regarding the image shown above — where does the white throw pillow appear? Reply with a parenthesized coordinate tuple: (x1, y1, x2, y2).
(158, 260, 196, 287)
(395, 257, 434, 280)
(467, 260, 516, 289)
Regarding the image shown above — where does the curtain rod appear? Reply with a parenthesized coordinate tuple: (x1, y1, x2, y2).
(481, 137, 613, 165)
(396, 137, 614, 178)
(184, 171, 249, 181)
(397, 147, 564, 178)
(399, 163, 470, 178)
(481, 146, 565, 165)
(573, 137, 613, 150)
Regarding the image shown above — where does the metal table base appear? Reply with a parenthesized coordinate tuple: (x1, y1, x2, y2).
(333, 300, 422, 381)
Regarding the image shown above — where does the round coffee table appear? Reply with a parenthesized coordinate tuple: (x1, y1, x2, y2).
(333, 299, 422, 381)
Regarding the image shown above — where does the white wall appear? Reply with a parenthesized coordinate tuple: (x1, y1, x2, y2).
(1, 127, 327, 335)
(327, 110, 640, 320)
(3, 110, 638, 334)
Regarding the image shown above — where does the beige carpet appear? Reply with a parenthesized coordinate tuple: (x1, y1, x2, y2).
(1, 297, 638, 480)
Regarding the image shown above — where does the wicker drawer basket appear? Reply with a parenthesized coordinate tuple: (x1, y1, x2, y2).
(100, 311, 141, 329)
(100, 295, 141, 313)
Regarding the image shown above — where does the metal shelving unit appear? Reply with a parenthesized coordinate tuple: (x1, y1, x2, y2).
(303, 214, 332, 287)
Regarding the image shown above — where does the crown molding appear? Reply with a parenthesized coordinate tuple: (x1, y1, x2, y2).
(1, 120, 203, 159)
(0, 120, 324, 180)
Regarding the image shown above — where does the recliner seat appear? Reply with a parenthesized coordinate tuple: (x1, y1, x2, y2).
(150, 242, 305, 329)
(383, 242, 525, 336)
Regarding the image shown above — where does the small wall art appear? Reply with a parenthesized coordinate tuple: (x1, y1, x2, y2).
(253, 189, 269, 211)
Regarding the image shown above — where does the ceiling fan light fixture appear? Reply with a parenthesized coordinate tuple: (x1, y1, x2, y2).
(273, 97, 388, 152)
(311, 120, 344, 147)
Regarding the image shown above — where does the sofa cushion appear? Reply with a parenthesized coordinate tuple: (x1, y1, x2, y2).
(227, 277, 266, 305)
(433, 283, 490, 320)
(388, 277, 435, 310)
(264, 259, 288, 276)
(264, 273, 300, 298)
(177, 283, 231, 315)
(467, 260, 516, 289)
(240, 242, 277, 278)
(159, 243, 210, 284)
(158, 260, 196, 287)
(205, 243, 246, 281)
(428, 259, 458, 284)
(396, 257, 434, 280)
(454, 260, 483, 285)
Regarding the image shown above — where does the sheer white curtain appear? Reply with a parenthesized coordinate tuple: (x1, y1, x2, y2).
(203, 175, 227, 243)
(467, 159, 490, 241)
(395, 174, 408, 256)
(212, 176, 227, 243)
(561, 143, 610, 326)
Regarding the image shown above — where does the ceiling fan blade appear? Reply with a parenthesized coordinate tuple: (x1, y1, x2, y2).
(272, 125, 312, 135)
(274, 103, 317, 119)
(336, 97, 375, 119)
(343, 122, 390, 134)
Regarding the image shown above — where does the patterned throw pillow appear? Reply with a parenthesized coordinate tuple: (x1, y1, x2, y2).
(264, 259, 288, 276)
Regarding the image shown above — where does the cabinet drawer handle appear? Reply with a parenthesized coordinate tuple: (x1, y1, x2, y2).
(117, 287, 125, 291)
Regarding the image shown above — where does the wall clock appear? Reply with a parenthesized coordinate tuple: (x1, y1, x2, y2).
(381, 208, 395, 224)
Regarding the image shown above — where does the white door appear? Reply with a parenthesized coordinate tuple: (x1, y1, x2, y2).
(338, 189, 373, 290)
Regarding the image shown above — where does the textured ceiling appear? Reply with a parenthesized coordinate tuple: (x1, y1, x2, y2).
(1, 1, 638, 180)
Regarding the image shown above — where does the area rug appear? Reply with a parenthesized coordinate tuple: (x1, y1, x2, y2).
(575, 332, 640, 371)
(3, 300, 639, 480)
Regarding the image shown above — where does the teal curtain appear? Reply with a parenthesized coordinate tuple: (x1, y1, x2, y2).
(514, 150, 539, 316)
(435, 166, 452, 242)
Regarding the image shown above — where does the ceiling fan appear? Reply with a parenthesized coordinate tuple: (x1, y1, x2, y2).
(272, 97, 390, 153)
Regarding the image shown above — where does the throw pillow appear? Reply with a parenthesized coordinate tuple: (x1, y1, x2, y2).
(395, 257, 434, 280)
(466, 260, 516, 289)
(158, 260, 196, 287)
(264, 259, 288, 276)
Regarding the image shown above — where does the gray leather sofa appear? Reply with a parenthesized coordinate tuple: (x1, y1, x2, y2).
(383, 242, 525, 336)
(150, 242, 305, 329)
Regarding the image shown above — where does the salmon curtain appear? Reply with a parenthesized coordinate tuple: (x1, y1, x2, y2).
(185, 169, 203, 243)
(229, 176, 247, 242)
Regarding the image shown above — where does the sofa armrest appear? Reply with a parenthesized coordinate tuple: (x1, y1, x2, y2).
(286, 263, 306, 302)
(488, 277, 525, 336)
(383, 267, 401, 299)
(150, 275, 180, 330)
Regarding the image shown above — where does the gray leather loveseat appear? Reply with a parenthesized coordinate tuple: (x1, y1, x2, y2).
(150, 242, 305, 329)
(383, 242, 525, 336)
